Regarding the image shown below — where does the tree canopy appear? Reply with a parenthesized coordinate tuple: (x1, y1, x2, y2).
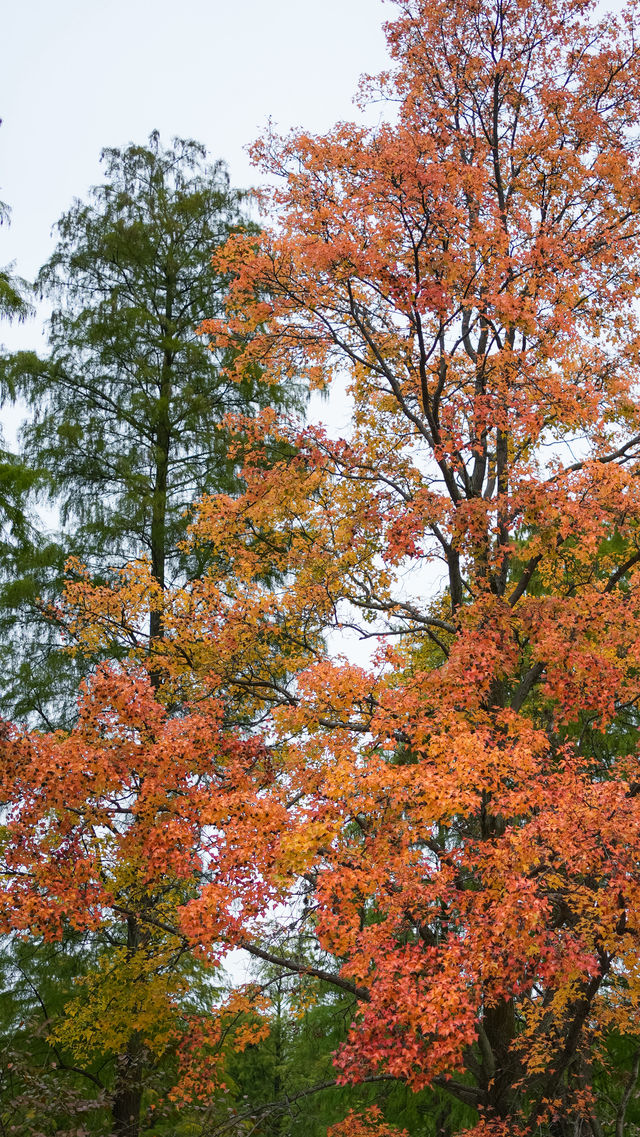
(5, 2, 640, 1136)
(0, 131, 301, 727)
(0, 134, 304, 1135)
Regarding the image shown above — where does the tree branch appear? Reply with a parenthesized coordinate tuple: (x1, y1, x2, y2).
(616, 1046, 640, 1137)
(237, 939, 369, 1001)
(510, 661, 545, 712)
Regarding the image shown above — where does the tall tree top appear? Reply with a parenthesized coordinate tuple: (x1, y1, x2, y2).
(0, 132, 301, 726)
(6, 131, 293, 572)
(44, 131, 240, 308)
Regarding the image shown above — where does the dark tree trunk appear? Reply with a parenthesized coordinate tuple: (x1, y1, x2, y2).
(482, 997, 518, 1120)
(112, 1041, 143, 1137)
(111, 917, 144, 1137)
(112, 278, 174, 1137)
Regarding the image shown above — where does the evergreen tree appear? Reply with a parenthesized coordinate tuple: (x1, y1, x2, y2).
(0, 194, 56, 726)
(0, 131, 300, 726)
(0, 196, 32, 326)
(0, 134, 304, 1135)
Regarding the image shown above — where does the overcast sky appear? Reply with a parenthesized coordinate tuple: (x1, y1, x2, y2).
(1, 0, 389, 310)
(0, 0, 392, 457)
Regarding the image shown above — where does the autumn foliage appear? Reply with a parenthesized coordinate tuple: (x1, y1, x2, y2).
(5, 0, 640, 1133)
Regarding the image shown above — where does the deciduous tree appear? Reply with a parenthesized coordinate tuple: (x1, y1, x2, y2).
(0, 134, 302, 1136)
(8, 1, 640, 1136)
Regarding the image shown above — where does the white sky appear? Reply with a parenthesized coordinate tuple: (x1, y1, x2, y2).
(1, 0, 390, 306)
(0, 0, 392, 453)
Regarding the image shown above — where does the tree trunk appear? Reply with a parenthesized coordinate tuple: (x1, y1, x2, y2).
(112, 275, 174, 1137)
(149, 340, 172, 648)
(111, 917, 144, 1137)
(482, 997, 518, 1119)
(112, 1038, 144, 1137)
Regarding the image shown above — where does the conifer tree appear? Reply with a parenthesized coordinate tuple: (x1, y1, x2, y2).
(0, 134, 304, 1135)
(0, 131, 299, 726)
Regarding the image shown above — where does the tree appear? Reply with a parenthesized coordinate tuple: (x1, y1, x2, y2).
(190, 0, 640, 1127)
(0, 134, 303, 1136)
(0, 662, 287, 1135)
(7, 1, 640, 1136)
(0, 196, 45, 685)
(0, 930, 111, 1136)
(0, 131, 299, 726)
(0, 193, 32, 327)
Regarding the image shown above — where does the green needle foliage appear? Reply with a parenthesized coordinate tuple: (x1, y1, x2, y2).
(0, 131, 302, 727)
(0, 198, 33, 327)
(0, 133, 307, 1137)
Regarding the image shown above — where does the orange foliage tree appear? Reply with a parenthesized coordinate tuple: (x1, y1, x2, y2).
(6, 0, 640, 1133)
